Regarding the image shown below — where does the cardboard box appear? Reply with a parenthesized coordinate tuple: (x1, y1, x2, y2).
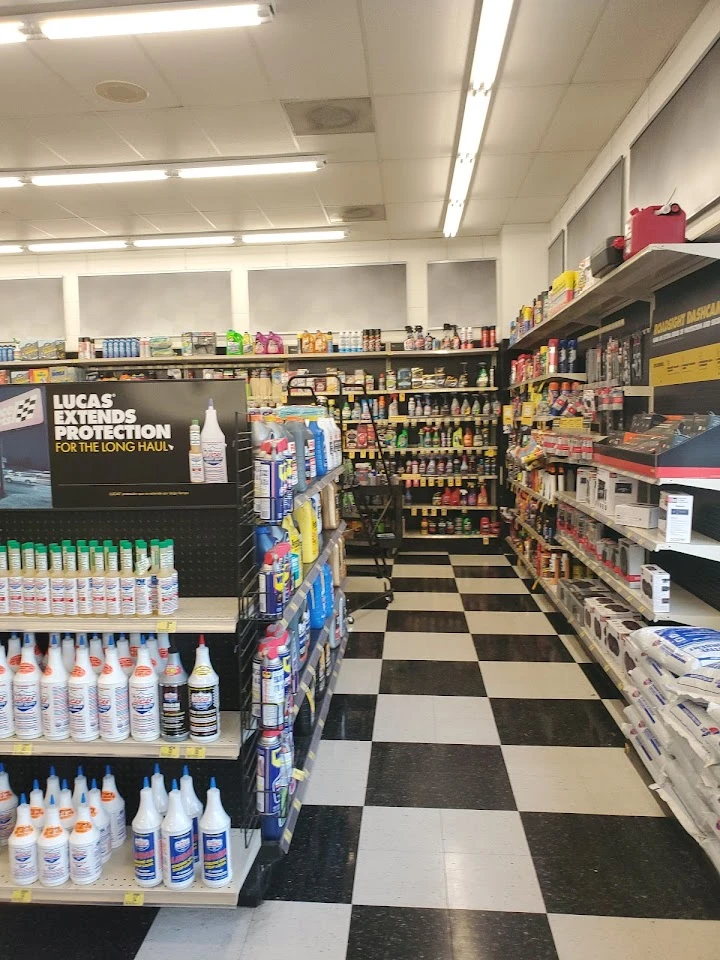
(615, 503, 659, 528)
(595, 468, 639, 516)
(49, 366, 84, 382)
(617, 538, 645, 586)
(29, 367, 50, 383)
(149, 336, 175, 358)
(658, 491, 693, 543)
(181, 332, 217, 356)
(605, 618, 645, 669)
(18, 341, 39, 360)
(576, 468, 594, 503)
(641, 564, 670, 614)
(38, 340, 65, 360)
(10, 370, 31, 383)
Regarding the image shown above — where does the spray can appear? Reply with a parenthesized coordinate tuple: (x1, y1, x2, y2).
(151, 763, 169, 815)
(69, 793, 102, 885)
(68, 635, 99, 742)
(188, 636, 220, 743)
(0, 763, 17, 845)
(101, 765, 126, 848)
(132, 777, 162, 887)
(180, 765, 204, 868)
(256, 729, 288, 841)
(159, 642, 190, 742)
(200, 777, 232, 888)
(0, 642, 14, 739)
(38, 797, 70, 887)
(13, 633, 42, 740)
(8, 794, 38, 886)
(129, 637, 160, 742)
(161, 779, 194, 889)
(98, 636, 130, 742)
(88, 779, 112, 863)
(41, 634, 70, 740)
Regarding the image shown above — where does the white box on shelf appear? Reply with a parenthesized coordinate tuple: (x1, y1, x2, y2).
(614, 503, 659, 528)
(595, 469, 639, 516)
(605, 618, 646, 671)
(658, 491, 694, 543)
(617, 538, 645, 587)
(576, 468, 594, 503)
(641, 564, 671, 614)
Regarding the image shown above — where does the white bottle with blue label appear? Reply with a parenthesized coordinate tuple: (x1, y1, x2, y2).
(200, 777, 232, 888)
(8, 793, 38, 886)
(133, 777, 162, 887)
(161, 779, 194, 889)
(179, 765, 203, 870)
(0, 763, 17, 845)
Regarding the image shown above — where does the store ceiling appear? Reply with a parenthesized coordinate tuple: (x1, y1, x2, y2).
(0, 0, 706, 243)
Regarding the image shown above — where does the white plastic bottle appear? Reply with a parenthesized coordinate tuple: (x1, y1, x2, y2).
(63, 546, 79, 617)
(0, 545, 9, 615)
(200, 398, 228, 483)
(58, 779, 75, 831)
(132, 776, 162, 888)
(98, 636, 130, 742)
(188, 418, 205, 484)
(45, 767, 61, 808)
(0, 641, 14, 739)
(41, 634, 70, 741)
(21, 540, 36, 615)
(91, 550, 107, 616)
(0, 763, 17, 845)
(72, 766, 88, 811)
(119, 543, 136, 617)
(88, 779, 112, 864)
(161, 779, 194, 890)
(61, 634, 75, 675)
(180, 765, 204, 869)
(105, 546, 121, 616)
(49, 544, 66, 617)
(200, 777, 232, 888)
(7, 632, 21, 673)
(129, 637, 160, 742)
(38, 796, 70, 887)
(68, 635, 99, 742)
(76, 546, 93, 616)
(146, 635, 161, 676)
(156, 633, 170, 671)
(188, 636, 221, 743)
(29, 778, 45, 831)
(8, 793, 38, 886)
(34, 544, 51, 616)
(89, 633, 105, 676)
(117, 634, 134, 678)
(151, 763, 169, 815)
(101, 765, 126, 848)
(13, 633, 42, 740)
(69, 793, 102, 885)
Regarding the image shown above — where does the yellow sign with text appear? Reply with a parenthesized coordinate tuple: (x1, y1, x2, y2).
(650, 343, 720, 387)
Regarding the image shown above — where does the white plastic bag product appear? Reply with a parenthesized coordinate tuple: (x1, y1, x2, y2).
(621, 722, 660, 779)
(701, 836, 720, 874)
(628, 666, 670, 712)
(667, 664, 720, 705)
(662, 756, 716, 837)
(624, 684, 659, 728)
(663, 700, 720, 764)
(630, 626, 720, 675)
(654, 772, 709, 842)
(639, 656, 675, 696)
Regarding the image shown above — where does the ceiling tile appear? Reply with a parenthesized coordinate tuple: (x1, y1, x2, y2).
(501, 0, 607, 87)
(361, 0, 474, 95)
(386, 202, 444, 238)
(108, 181, 196, 216)
(193, 210, 271, 231)
(519, 151, 596, 198)
(507, 196, 567, 223)
(539, 81, 645, 152)
(0, 191, 72, 220)
(101, 108, 218, 162)
(189, 103, 297, 156)
(81, 216, 161, 236)
(314, 162, 383, 205)
(0, 46, 89, 120)
(470, 155, 534, 199)
(573, 0, 708, 82)
(26, 114, 142, 165)
(381, 158, 451, 203)
(261, 204, 330, 228)
(26, 218, 107, 238)
(292, 132, 379, 163)
(253, 0, 368, 100)
(0, 219, 60, 242)
(37, 186, 143, 220)
(0, 121, 70, 167)
(175, 178, 257, 211)
(375, 92, 461, 160)
(483, 86, 567, 154)
(461, 198, 513, 234)
(139, 31, 272, 105)
(138, 212, 218, 233)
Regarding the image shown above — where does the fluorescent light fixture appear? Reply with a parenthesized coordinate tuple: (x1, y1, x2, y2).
(0, 245, 24, 254)
(39, 3, 270, 40)
(469, 0, 515, 92)
(0, 177, 23, 189)
(241, 230, 347, 245)
(443, 202, 464, 239)
(178, 160, 322, 179)
(133, 236, 236, 248)
(0, 21, 26, 44)
(32, 169, 167, 187)
(28, 240, 128, 253)
(457, 90, 491, 157)
(448, 156, 475, 204)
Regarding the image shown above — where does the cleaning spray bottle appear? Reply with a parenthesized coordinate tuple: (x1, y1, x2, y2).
(132, 776, 162, 888)
(200, 777, 232, 888)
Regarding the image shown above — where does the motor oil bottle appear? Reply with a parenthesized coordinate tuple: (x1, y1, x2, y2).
(188, 637, 220, 743)
(41, 634, 70, 741)
(151, 764, 169, 815)
(7, 633, 20, 673)
(13, 633, 42, 740)
(180, 766, 204, 869)
(44, 768, 60, 809)
(69, 793, 102, 885)
(68, 635, 99, 742)
(38, 797, 70, 887)
(88, 633, 104, 676)
(200, 398, 228, 483)
(101, 765, 126, 849)
(200, 777, 232, 888)
(129, 637, 160, 742)
(159, 641, 190, 742)
(0, 642, 14, 739)
(0, 763, 17, 845)
(133, 777, 162, 887)
(8, 794, 38, 886)
(161, 779, 194, 890)
(88, 779, 112, 863)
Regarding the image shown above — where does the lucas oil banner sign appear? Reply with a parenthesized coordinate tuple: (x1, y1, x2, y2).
(0, 380, 246, 509)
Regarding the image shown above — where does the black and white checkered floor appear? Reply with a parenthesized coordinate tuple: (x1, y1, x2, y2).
(5, 546, 720, 959)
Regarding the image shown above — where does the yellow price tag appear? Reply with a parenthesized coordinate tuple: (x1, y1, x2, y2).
(399, 392, 405, 402)
(11, 889, 31, 903)
(422, 508, 429, 517)
(160, 745, 180, 759)
(428, 477, 435, 486)
(483, 537, 490, 546)
(348, 393, 354, 404)
(157, 620, 176, 633)
(520, 401, 535, 426)
(420, 477, 427, 487)
(308, 750, 316, 762)
(430, 508, 438, 517)
(441, 509, 447, 516)
(306, 688, 315, 714)
(411, 508, 418, 517)
(185, 746, 206, 760)
(360, 450, 367, 459)
(124, 891, 145, 907)
(348, 450, 356, 459)
(12, 743, 32, 756)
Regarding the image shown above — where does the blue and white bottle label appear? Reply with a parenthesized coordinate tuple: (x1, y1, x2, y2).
(202, 829, 230, 883)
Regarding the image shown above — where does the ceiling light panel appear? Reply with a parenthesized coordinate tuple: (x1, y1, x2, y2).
(178, 160, 324, 179)
(469, 0, 515, 92)
(28, 240, 128, 253)
(0, 21, 26, 44)
(0, 245, 24, 254)
(240, 230, 347, 244)
(133, 236, 236, 248)
(32, 170, 168, 187)
(0, 177, 23, 189)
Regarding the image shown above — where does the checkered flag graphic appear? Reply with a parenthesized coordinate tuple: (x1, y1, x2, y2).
(14, 394, 38, 424)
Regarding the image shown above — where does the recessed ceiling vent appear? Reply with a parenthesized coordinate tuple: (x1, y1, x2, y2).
(283, 98, 374, 136)
(327, 204, 385, 223)
(96, 80, 148, 104)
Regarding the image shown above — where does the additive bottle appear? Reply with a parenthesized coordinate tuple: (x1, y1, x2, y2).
(117, 634, 134, 677)
(200, 399, 228, 484)
(97, 636, 130, 742)
(188, 637, 220, 743)
(72, 767, 88, 810)
(91, 549, 107, 616)
(29, 779, 45, 831)
(151, 763, 169, 815)
(68, 635, 99, 742)
(180, 765, 204, 869)
(34, 544, 51, 616)
(101, 765, 126, 848)
(13, 633, 42, 740)
(0, 763, 17, 845)
(21, 541, 36, 615)
(159, 642, 190, 742)
(129, 637, 161, 742)
(89, 634, 105, 675)
(38, 796, 70, 887)
(132, 776, 162, 887)
(41, 634, 70, 741)
(45, 767, 61, 808)
(161, 779, 195, 890)
(0, 641, 14, 739)
(61, 634, 75, 675)
(105, 546, 121, 616)
(58, 779, 75, 831)
(200, 777, 232, 888)
(0, 545, 9, 615)
(69, 793, 102, 885)
(8, 793, 38, 886)
(189, 418, 205, 483)
(88, 779, 112, 864)
(6, 632, 21, 672)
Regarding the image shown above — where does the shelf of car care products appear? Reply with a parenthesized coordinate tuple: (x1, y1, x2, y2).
(249, 398, 348, 864)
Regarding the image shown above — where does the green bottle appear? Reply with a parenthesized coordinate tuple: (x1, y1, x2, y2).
(397, 428, 409, 448)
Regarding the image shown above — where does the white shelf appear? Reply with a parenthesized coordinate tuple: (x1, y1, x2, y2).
(509, 479, 556, 507)
(511, 243, 720, 349)
(0, 829, 260, 907)
(592, 461, 720, 492)
(510, 372, 587, 391)
(398, 474, 497, 483)
(292, 465, 343, 510)
(0, 597, 238, 634)
(0, 712, 241, 760)
(558, 492, 720, 561)
(555, 532, 720, 628)
(585, 381, 652, 398)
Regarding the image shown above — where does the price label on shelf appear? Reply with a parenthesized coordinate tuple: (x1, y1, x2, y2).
(347, 450, 356, 459)
(411, 508, 418, 517)
(502, 404, 514, 428)
(399, 392, 405, 402)
(12, 743, 32, 756)
(359, 450, 367, 459)
(347, 394, 354, 404)
(422, 508, 429, 517)
(483, 537, 490, 545)
(520, 402, 534, 426)
(430, 508, 438, 517)
(160, 745, 180, 759)
(428, 478, 434, 486)
(441, 509, 447, 516)
(185, 746, 206, 760)
(420, 477, 426, 487)
(11, 889, 31, 903)
(156, 620, 176, 633)
(123, 891, 145, 907)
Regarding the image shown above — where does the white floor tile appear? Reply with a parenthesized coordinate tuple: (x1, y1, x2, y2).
(334, 658, 382, 694)
(360, 806, 443, 854)
(603, 697, 626, 728)
(532, 594, 555, 613)
(353, 847, 448, 908)
(450, 555, 510, 566)
(559, 633, 592, 663)
(466, 611, 555, 635)
(389, 592, 465, 611)
(444, 851, 545, 912)
(392, 563, 455, 578)
(135, 907, 253, 960)
(343, 575, 389, 593)
(440, 810, 531, 856)
(433, 695, 500, 744)
(303, 740, 371, 807)
(349, 609, 388, 632)
(455, 577, 529, 594)
(242, 902, 351, 960)
(479, 662, 599, 699)
(373, 694, 436, 742)
(383, 632, 477, 661)
(548, 915, 720, 960)
(502, 746, 664, 816)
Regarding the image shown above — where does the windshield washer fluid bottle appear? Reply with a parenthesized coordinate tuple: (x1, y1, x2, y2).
(162, 779, 194, 890)
(133, 777, 162, 887)
(200, 777, 232, 888)
(200, 399, 228, 483)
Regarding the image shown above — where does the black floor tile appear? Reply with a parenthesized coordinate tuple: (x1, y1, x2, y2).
(450, 910, 559, 960)
(322, 693, 377, 740)
(347, 905, 453, 960)
(0, 905, 157, 960)
(347, 563, 389, 577)
(461, 593, 541, 612)
(473, 634, 574, 662)
(543, 611, 573, 633)
(394, 553, 452, 565)
(452, 565, 519, 579)
(580, 661, 623, 700)
(345, 632, 385, 659)
(390, 576, 459, 593)
(380, 660, 486, 696)
(522, 812, 720, 919)
(386, 610, 468, 633)
(347, 591, 391, 611)
(265, 805, 362, 904)
(366, 743, 515, 809)
(444, 541, 501, 555)
(491, 698, 626, 747)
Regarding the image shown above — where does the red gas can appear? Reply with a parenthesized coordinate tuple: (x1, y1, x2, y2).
(624, 204, 686, 259)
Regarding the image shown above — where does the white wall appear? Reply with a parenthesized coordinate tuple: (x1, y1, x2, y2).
(497, 224, 549, 340)
(0, 235, 501, 348)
